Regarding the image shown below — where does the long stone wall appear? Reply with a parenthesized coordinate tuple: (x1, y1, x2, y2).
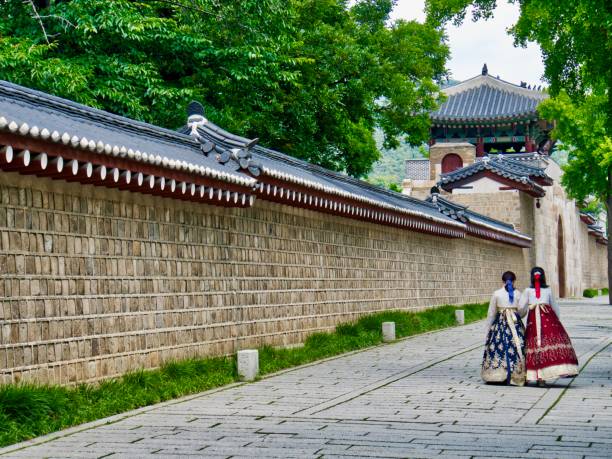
(1, 171, 529, 385)
(532, 164, 608, 296)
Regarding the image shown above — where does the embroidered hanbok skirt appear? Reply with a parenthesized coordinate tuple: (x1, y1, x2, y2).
(525, 304, 578, 381)
(482, 310, 526, 386)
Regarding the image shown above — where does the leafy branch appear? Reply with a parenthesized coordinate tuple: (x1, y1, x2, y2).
(25, 0, 49, 43)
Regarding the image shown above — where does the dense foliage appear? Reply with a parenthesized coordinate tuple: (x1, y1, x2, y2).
(538, 93, 612, 209)
(0, 0, 448, 177)
(582, 287, 608, 298)
(425, 0, 612, 300)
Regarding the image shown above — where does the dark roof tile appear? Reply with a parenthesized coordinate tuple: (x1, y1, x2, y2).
(0, 81, 253, 186)
(432, 74, 547, 122)
(426, 194, 531, 244)
(191, 120, 453, 223)
(438, 155, 550, 196)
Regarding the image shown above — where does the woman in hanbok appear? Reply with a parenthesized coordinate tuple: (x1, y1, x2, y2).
(519, 267, 578, 384)
(482, 271, 527, 386)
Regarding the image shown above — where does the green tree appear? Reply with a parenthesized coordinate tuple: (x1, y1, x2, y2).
(365, 175, 403, 192)
(0, 0, 448, 177)
(425, 0, 612, 302)
(538, 93, 612, 214)
(0, 0, 305, 136)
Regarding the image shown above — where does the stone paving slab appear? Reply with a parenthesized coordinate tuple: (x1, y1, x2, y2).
(1, 298, 610, 458)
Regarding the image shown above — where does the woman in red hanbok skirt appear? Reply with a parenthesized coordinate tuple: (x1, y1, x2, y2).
(519, 267, 578, 383)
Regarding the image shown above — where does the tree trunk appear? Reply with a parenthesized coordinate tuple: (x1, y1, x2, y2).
(606, 76, 612, 305)
(608, 166, 612, 305)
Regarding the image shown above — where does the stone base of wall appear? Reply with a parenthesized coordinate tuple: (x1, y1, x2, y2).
(1, 171, 529, 385)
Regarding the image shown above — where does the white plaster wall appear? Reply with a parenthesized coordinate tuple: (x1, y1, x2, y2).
(452, 177, 518, 194)
(544, 159, 563, 181)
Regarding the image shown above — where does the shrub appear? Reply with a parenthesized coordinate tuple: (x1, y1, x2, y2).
(583, 288, 598, 298)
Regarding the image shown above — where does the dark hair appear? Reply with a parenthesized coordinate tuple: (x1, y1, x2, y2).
(530, 266, 548, 288)
(502, 271, 516, 292)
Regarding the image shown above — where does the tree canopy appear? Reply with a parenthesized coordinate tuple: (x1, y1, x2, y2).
(0, 0, 449, 177)
(538, 93, 612, 206)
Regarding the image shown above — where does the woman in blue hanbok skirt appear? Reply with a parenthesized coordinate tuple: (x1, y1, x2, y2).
(481, 271, 528, 386)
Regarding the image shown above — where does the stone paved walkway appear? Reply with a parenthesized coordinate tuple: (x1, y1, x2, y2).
(1, 298, 610, 458)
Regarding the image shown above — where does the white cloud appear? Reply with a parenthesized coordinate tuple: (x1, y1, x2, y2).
(390, 0, 545, 85)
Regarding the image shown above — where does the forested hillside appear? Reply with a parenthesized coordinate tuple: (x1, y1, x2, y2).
(366, 129, 426, 191)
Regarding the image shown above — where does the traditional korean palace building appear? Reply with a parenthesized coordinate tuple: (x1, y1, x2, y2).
(0, 78, 606, 385)
(430, 64, 552, 159)
(405, 66, 607, 301)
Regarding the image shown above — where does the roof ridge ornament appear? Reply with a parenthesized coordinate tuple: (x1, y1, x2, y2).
(186, 101, 208, 137)
(182, 101, 262, 176)
(482, 63, 488, 76)
(217, 138, 262, 177)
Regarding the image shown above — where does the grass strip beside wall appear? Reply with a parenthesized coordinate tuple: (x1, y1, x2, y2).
(583, 287, 609, 298)
(0, 302, 487, 448)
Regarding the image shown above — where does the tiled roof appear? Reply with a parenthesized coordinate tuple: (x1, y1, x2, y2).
(486, 152, 549, 169)
(431, 74, 547, 123)
(588, 224, 605, 236)
(0, 81, 255, 187)
(483, 156, 550, 180)
(185, 117, 460, 226)
(587, 223, 608, 244)
(579, 212, 597, 225)
(0, 79, 533, 246)
(438, 155, 551, 197)
(405, 159, 430, 180)
(0, 80, 463, 231)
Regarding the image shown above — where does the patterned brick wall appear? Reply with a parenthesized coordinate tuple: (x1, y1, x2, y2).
(449, 191, 523, 231)
(1, 171, 528, 385)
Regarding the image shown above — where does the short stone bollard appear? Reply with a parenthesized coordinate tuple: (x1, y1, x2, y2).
(237, 349, 259, 381)
(455, 309, 465, 325)
(382, 321, 396, 342)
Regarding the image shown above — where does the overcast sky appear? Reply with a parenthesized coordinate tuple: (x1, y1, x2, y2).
(390, 0, 545, 85)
